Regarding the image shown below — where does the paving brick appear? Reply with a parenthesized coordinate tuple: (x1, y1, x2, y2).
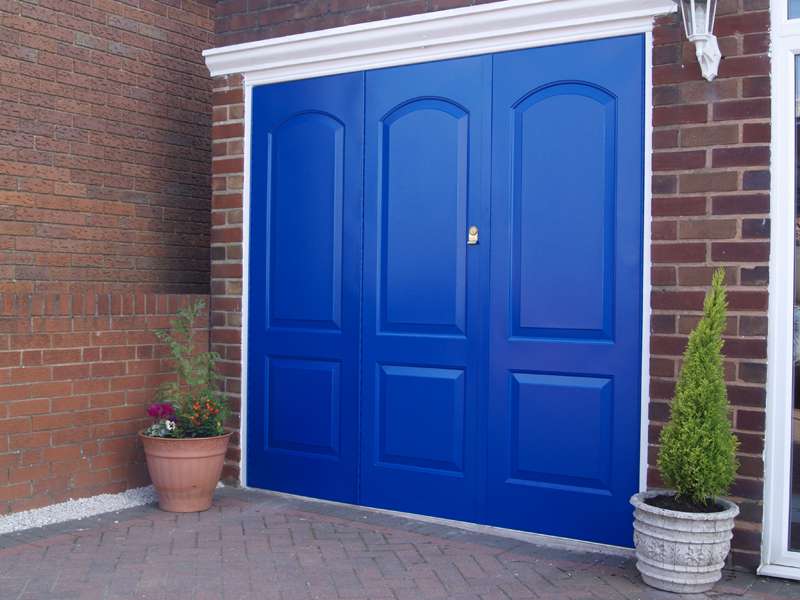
(0, 487, 797, 600)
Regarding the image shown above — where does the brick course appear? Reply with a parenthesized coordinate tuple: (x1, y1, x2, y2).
(209, 74, 244, 481)
(209, 0, 771, 570)
(0, 292, 210, 513)
(650, 1, 771, 569)
(216, 0, 504, 45)
(0, 0, 215, 294)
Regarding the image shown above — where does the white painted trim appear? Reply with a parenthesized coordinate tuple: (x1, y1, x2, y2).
(761, 0, 800, 573)
(247, 487, 636, 558)
(758, 563, 800, 582)
(773, 0, 800, 40)
(225, 0, 665, 538)
(204, 0, 674, 85)
(640, 29, 654, 492)
(239, 83, 253, 487)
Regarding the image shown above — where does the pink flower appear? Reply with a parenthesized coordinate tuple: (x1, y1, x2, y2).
(147, 402, 175, 420)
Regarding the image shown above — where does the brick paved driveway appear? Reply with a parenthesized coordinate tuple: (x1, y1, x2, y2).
(1, 487, 799, 600)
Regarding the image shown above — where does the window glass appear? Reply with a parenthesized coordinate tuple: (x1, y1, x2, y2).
(790, 55, 800, 551)
(792, 0, 800, 19)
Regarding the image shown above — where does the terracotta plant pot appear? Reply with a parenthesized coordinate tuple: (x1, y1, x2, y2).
(140, 431, 232, 512)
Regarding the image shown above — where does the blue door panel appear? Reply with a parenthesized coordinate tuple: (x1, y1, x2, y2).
(379, 98, 469, 335)
(488, 35, 644, 546)
(268, 112, 344, 330)
(248, 73, 364, 502)
(377, 365, 466, 473)
(509, 373, 614, 491)
(360, 56, 492, 522)
(512, 83, 616, 339)
(267, 358, 341, 456)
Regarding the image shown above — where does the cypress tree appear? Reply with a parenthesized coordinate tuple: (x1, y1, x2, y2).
(658, 268, 739, 506)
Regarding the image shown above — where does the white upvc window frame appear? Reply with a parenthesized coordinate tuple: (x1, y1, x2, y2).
(761, 0, 800, 580)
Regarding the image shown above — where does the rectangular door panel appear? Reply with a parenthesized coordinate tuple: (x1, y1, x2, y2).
(379, 99, 469, 336)
(377, 365, 465, 473)
(361, 56, 491, 522)
(267, 357, 341, 456)
(512, 84, 616, 340)
(268, 112, 344, 331)
(248, 73, 364, 503)
(509, 372, 613, 491)
(488, 35, 644, 547)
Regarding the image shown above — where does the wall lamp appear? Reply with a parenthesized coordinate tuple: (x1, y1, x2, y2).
(679, 0, 721, 81)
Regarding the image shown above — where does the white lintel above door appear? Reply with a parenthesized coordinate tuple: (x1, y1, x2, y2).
(203, 0, 676, 85)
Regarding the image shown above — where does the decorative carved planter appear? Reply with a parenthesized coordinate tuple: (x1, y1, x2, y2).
(140, 431, 231, 513)
(630, 491, 739, 594)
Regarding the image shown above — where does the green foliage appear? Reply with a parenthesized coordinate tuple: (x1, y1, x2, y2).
(658, 268, 739, 506)
(154, 300, 229, 438)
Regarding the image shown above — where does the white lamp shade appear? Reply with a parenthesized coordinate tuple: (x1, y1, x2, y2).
(680, 0, 718, 38)
(679, 0, 721, 81)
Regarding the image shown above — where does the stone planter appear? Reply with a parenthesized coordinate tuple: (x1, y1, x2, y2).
(630, 491, 739, 594)
(140, 431, 232, 512)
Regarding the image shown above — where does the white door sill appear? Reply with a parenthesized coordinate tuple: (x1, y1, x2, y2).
(758, 563, 800, 581)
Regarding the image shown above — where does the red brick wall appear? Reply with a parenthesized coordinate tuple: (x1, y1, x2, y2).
(216, 0, 505, 45)
(210, 74, 245, 482)
(1, 0, 215, 294)
(0, 293, 209, 513)
(210, 0, 772, 570)
(650, 2, 770, 569)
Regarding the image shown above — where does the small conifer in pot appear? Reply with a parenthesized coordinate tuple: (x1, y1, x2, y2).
(631, 269, 741, 594)
(656, 267, 739, 511)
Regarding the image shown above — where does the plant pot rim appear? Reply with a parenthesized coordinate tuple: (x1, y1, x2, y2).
(139, 430, 233, 442)
(631, 490, 739, 521)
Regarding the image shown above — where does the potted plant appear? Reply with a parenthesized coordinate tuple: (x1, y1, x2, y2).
(139, 300, 231, 513)
(631, 269, 740, 594)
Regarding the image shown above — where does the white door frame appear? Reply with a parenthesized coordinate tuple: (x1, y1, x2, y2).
(204, 0, 675, 523)
(760, 0, 800, 580)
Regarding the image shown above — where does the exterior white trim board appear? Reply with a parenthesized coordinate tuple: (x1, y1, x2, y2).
(238, 82, 253, 487)
(762, 0, 800, 575)
(640, 29, 654, 491)
(204, 0, 675, 85)
(758, 563, 800, 582)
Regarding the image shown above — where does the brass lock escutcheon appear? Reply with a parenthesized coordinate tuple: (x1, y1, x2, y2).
(468, 226, 479, 245)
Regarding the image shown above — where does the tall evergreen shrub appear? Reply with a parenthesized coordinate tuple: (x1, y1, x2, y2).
(658, 268, 739, 506)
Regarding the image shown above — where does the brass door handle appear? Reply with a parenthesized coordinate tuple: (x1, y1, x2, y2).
(468, 226, 479, 245)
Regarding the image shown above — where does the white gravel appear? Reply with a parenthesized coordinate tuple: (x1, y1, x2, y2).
(0, 485, 157, 535)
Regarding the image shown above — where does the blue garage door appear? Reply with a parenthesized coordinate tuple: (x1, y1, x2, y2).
(486, 36, 645, 547)
(248, 35, 644, 546)
(359, 55, 491, 523)
(248, 73, 364, 503)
